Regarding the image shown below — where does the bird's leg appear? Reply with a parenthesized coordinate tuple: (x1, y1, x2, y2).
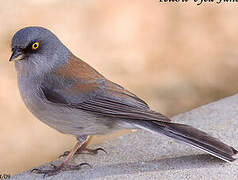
(59, 136, 106, 158)
(31, 139, 91, 177)
(75, 136, 107, 155)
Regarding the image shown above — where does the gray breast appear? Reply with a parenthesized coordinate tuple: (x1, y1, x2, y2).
(17, 76, 122, 137)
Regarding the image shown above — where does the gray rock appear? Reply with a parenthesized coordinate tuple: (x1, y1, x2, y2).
(11, 94, 238, 180)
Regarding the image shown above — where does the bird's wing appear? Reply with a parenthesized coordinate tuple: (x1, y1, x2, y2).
(41, 78, 170, 122)
(40, 54, 170, 122)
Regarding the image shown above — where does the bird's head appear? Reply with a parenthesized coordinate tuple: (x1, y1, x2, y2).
(10, 26, 70, 76)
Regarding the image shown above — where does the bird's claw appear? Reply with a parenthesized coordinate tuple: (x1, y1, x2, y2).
(58, 151, 70, 158)
(31, 162, 91, 177)
(59, 147, 107, 158)
(84, 147, 107, 155)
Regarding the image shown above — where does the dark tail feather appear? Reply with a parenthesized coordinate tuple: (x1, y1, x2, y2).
(136, 121, 237, 162)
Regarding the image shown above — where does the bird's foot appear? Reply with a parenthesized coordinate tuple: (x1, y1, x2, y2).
(59, 147, 106, 158)
(83, 147, 107, 155)
(31, 162, 91, 177)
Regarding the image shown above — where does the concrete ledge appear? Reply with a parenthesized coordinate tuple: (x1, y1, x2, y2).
(11, 94, 238, 179)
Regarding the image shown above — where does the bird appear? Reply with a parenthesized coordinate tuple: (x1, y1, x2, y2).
(9, 26, 237, 177)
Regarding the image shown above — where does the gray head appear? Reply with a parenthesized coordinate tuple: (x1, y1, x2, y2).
(10, 26, 71, 76)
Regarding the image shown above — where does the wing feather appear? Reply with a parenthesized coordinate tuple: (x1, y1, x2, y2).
(41, 79, 170, 122)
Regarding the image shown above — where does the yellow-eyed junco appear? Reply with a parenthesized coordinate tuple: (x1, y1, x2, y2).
(9, 26, 237, 177)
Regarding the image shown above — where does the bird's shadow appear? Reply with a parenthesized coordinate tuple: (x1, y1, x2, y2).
(53, 154, 224, 180)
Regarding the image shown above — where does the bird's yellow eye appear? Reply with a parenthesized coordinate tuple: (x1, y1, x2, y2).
(32, 42, 39, 50)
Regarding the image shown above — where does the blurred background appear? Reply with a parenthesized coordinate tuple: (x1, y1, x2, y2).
(1, 0, 238, 175)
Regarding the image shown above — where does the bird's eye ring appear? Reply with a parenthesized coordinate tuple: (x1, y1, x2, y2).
(32, 42, 39, 50)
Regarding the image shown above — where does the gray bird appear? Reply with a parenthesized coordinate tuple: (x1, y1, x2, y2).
(9, 26, 237, 176)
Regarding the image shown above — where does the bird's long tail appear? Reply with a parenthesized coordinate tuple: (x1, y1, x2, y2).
(135, 120, 237, 162)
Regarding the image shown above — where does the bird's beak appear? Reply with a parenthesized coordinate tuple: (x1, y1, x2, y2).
(9, 48, 23, 62)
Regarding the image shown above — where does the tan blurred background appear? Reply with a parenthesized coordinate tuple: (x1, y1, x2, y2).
(1, 0, 238, 175)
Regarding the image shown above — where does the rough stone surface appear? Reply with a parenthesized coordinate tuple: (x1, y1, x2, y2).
(11, 94, 238, 180)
